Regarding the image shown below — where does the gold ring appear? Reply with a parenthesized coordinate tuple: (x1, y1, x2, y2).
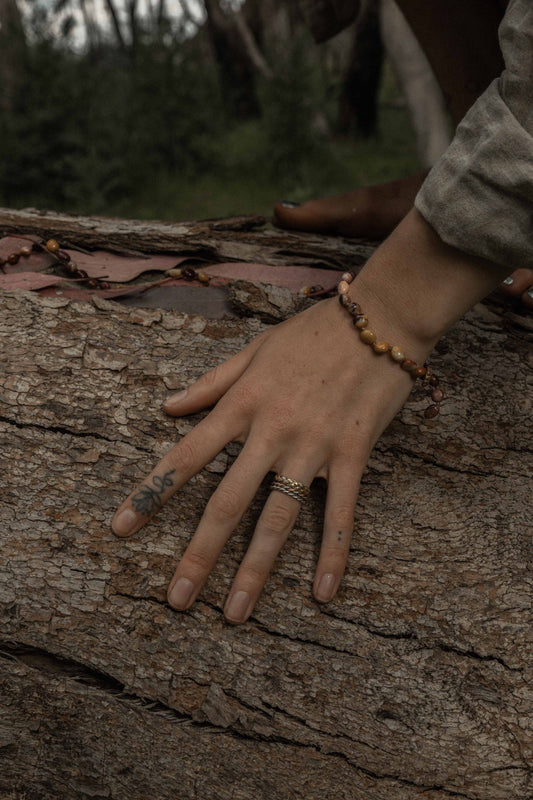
(271, 474, 310, 503)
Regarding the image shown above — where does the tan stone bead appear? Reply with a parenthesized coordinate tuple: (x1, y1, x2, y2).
(338, 280, 350, 295)
(354, 316, 368, 329)
(341, 272, 353, 283)
(46, 239, 60, 253)
(390, 346, 405, 363)
(372, 341, 390, 354)
(360, 329, 376, 345)
(19, 246, 32, 257)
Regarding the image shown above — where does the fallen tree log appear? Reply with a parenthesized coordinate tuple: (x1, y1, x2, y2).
(0, 213, 532, 800)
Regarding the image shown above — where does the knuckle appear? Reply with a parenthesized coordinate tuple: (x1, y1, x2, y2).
(199, 365, 220, 388)
(168, 440, 196, 474)
(261, 503, 294, 536)
(239, 562, 267, 585)
(183, 548, 212, 575)
(330, 504, 356, 531)
(208, 485, 243, 524)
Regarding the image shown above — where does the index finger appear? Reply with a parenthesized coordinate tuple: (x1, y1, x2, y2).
(111, 410, 240, 537)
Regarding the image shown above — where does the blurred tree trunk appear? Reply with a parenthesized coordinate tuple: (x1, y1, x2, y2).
(0, 0, 26, 112)
(338, 1, 384, 136)
(202, 0, 264, 117)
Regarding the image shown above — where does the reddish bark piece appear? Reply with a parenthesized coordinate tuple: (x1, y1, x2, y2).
(0, 272, 63, 290)
(71, 252, 190, 282)
(203, 262, 343, 291)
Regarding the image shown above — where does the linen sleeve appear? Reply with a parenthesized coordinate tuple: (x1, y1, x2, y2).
(414, 0, 533, 270)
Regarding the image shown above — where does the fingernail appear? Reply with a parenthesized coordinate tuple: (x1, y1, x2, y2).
(163, 389, 187, 408)
(168, 577, 194, 609)
(225, 591, 251, 623)
(527, 288, 533, 300)
(112, 508, 137, 535)
(280, 200, 300, 208)
(502, 276, 514, 286)
(316, 573, 337, 603)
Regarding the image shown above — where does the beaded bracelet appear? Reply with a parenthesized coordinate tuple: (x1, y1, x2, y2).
(0, 237, 111, 290)
(337, 272, 443, 419)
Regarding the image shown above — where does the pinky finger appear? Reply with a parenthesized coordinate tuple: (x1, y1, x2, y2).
(163, 333, 266, 416)
(313, 461, 361, 604)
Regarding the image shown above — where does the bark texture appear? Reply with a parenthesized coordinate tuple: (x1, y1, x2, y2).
(0, 215, 532, 799)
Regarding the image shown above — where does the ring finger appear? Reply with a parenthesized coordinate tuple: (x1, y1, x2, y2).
(223, 459, 321, 625)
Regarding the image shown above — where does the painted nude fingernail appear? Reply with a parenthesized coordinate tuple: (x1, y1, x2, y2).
(112, 508, 137, 535)
(168, 578, 194, 609)
(316, 573, 337, 603)
(225, 591, 251, 623)
(163, 389, 187, 408)
(502, 276, 514, 286)
(280, 200, 300, 208)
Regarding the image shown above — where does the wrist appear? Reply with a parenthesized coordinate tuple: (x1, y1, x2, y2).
(355, 208, 509, 349)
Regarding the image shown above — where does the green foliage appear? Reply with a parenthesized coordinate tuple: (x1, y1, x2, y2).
(0, 20, 419, 220)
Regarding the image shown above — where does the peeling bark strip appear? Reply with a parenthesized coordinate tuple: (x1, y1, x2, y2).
(0, 206, 373, 266)
(0, 288, 532, 799)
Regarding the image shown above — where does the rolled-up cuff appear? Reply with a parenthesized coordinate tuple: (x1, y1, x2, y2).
(415, 79, 533, 271)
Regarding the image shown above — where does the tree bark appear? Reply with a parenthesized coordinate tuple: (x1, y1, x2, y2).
(0, 214, 532, 799)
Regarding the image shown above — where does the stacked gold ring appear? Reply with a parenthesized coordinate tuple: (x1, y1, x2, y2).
(271, 474, 311, 503)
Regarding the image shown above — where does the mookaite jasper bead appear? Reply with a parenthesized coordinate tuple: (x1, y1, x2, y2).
(46, 239, 60, 253)
(338, 280, 350, 294)
(424, 404, 440, 419)
(432, 388, 444, 403)
(19, 246, 31, 257)
(348, 302, 361, 315)
(360, 329, 376, 344)
(390, 346, 405, 362)
(373, 341, 390, 354)
(7, 253, 19, 264)
(413, 366, 427, 379)
(341, 272, 353, 283)
(354, 316, 368, 329)
(401, 359, 417, 372)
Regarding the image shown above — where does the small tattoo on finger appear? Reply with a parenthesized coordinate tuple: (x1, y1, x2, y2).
(131, 468, 176, 515)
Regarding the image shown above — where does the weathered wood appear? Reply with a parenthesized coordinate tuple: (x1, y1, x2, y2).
(0, 273, 532, 799)
(0, 206, 374, 267)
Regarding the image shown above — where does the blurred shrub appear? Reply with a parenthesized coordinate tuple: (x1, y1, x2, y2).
(0, 30, 226, 212)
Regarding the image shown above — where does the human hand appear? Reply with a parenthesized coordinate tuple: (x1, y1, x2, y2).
(111, 288, 427, 624)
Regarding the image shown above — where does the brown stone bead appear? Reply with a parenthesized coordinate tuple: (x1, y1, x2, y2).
(360, 329, 376, 345)
(67, 262, 78, 273)
(100, 281, 110, 289)
(197, 272, 210, 285)
(7, 253, 19, 265)
(347, 301, 361, 315)
(56, 250, 70, 262)
(87, 279, 99, 288)
(413, 366, 427, 379)
(354, 316, 369, 329)
(424, 404, 440, 419)
(373, 341, 390, 354)
(182, 267, 196, 280)
(401, 359, 417, 372)
(77, 269, 88, 279)
(432, 388, 444, 403)
(19, 246, 32, 257)
(338, 280, 350, 295)
(46, 239, 60, 253)
(390, 346, 405, 363)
